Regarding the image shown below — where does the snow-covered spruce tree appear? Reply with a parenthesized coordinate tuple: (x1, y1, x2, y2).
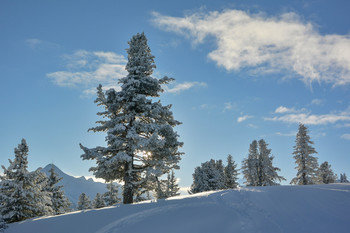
(103, 182, 121, 206)
(291, 123, 319, 185)
(318, 161, 337, 184)
(46, 165, 71, 214)
(241, 140, 259, 186)
(189, 159, 225, 194)
(257, 139, 285, 186)
(166, 170, 180, 197)
(80, 33, 183, 204)
(77, 193, 91, 210)
(0, 216, 7, 233)
(0, 139, 53, 223)
(224, 154, 239, 189)
(340, 173, 349, 183)
(93, 193, 105, 209)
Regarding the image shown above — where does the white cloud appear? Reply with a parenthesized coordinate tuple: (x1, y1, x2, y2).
(237, 115, 253, 123)
(164, 81, 207, 93)
(224, 102, 232, 111)
(265, 109, 350, 125)
(152, 10, 350, 86)
(311, 99, 324, 105)
(275, 106, 295, 114)
(47, 50, 127, 95)
(276, 131, 297, 137)
(341, 134, 350, 140)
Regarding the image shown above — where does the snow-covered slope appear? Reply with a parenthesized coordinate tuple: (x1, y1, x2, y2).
(7, 183, 350, 233)
(41, 164, 120, 207)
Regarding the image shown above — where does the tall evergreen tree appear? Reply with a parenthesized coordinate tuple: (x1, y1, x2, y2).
(46, 165, 71, 214)
(0, 139, 53, 223)
(241, 140, 259, 186)
(103, 182, 121, 206)
(291, 123, 319, 185)
(77, 193, 91, 210)
(80, 33, 183, 204)
(93, 193, 105, 209)
(257, 139, 285, 186)
(224, 154, 239, 189)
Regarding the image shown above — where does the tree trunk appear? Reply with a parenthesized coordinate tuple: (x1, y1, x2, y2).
(123, 162, 134, 204)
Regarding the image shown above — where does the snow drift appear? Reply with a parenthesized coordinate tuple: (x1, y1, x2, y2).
(7, 184, 350, 233)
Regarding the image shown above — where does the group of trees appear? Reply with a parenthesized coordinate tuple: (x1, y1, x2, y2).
(189, 155, 239, 194)
(0, 139, 71, 227)
(77, 182, 121, 210)
(190, 123, 344, 192)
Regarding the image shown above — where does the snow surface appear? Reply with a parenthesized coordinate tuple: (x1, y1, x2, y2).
(7, 184, 350, 233)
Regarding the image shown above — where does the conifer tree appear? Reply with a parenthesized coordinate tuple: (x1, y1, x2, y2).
(257, 139, 285, 186)
(0, 216, 7, 233)
(166, 170, 180, 197)
(93, 193, 105, 209)
(80, 33, 183, 204)
(318, 161, 337, 184)
(77, 193, 91, 210)
(340, 173, 349, 183)
(0, 139, 53, 223)
(291, 123, 319, 185)
(224, 154, 239, 189)
(103, 182, 121, 206)
(242, 140, 259, 186)
(189, 159, 225, 194)
(46, 165, 71, 214)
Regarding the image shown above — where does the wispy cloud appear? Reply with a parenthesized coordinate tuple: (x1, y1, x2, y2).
(164, 81, 207, 93)
(341, 134, 350, 140)
(276, 131, 297, 137)
(47, 50, 127, 96)
(265, 108, 350, 125)
(25, 38, 60, 49)
(152, 9, 350, 86)
(223, 102, 232, 111)
(237, 115, 253, 123)
(311, 99, 324, 105)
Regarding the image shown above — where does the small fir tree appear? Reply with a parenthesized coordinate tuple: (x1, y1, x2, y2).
(80, 32, 183, 204)
(340, 173, 349, 183)
(291, 123, 319, 185)
(257, 139, 285, 186)
(241, 140, 259, 186)
(189, 159, 225, 194)
(0, 216, 7, 233)
(318, 161, 337, 184)
(46, 165, 71, 214)
(224, 155, 239, 189)
(93, 193, 105, 209)
(103, 182, 121, 206)
(77, 193, 91, 210)
(166, 170, 180, 197)
(0, 139, 53, 223)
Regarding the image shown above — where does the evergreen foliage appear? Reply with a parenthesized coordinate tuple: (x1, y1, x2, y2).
(80, 32, 183, 204)
(93, 193, 105, 209)
(46, 165, 71, 214)
(291, 123, 319, 185)
(0, 216, 7, 233)
(0, 139, 53, 223)
(103, 182, 121, 206)
(77, 193, 91, 210)
(242, 140, 284, 186)
(154, 170, 180, 199)
(340, 173, 349, 183)
(224, 155, 239, 189)
(318, 161, 337, 184)
(242, 140, 259, 186)
(190, 156, 239, 194)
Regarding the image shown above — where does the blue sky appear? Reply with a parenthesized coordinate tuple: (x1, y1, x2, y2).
(1, 0, 350, 188)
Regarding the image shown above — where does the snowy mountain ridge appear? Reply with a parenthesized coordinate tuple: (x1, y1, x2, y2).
(41, 164, 120, 207)
(6, 183, 350, 233)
